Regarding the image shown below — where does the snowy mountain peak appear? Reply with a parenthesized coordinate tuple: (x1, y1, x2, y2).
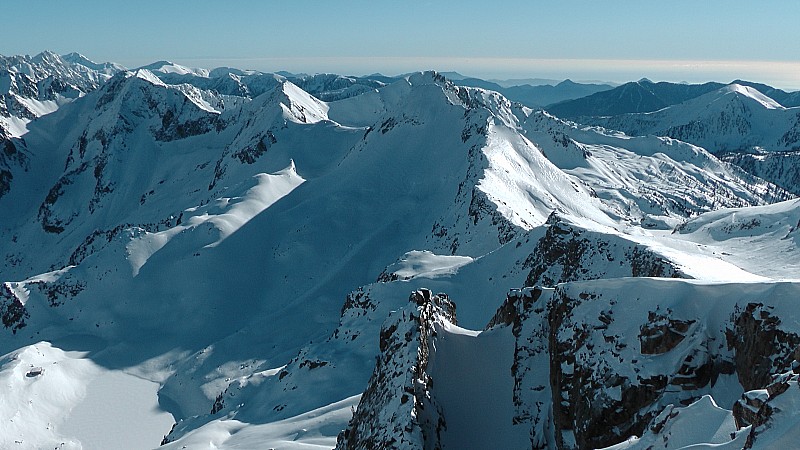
(207, 66, 263, 78)
(580, 80, 800, 157)
(279, 80, 329, 123)
(0, 51, 128, 137)
(406, 70, 451, 86)
(30, 50, 63, 66)
(722, 83, 785, 109)
(137, 60, 210, 77)
(61, 52, 126, 74)
(133, 68, 167, 87)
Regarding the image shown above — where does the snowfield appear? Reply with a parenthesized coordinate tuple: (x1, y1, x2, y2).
(0, 342, 173, 449)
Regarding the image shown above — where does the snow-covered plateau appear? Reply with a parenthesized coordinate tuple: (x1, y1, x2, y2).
(1, 52, 800, 449)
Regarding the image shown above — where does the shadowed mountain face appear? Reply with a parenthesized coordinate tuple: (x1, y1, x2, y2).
(546, 78, 800, 119)
(454, 76, 614, 108)
(546, 79, 726, 118)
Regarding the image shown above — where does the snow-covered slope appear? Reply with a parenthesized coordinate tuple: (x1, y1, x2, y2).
(569, 82, 800, 202)
(723, 150, 800, 196)
(583, 84, 800, 155)
(518, 108, 791, 228)
(1, 59, 799, 450)
(0, 68, 608, 447)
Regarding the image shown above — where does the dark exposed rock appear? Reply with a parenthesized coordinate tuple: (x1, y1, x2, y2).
(486, 286, 543, 330)
(232, 131, 277, 164)
(732, 371, 800, 448)
(499, 283, 800, 450)
(210, 393, 225, 415)
(27, 275, 85, 307)
(0, 283, 28, 334)
(154, 111, 217, 142)
(0, 168, 11, 198)
(726, 303, 800, 391)
(523, 217, 683, 287)
(639, 311, 695, 355)
(723, 150, 800, 196)
(336, 289, 454, 450)
(463, 188, 518, 247)
(339, 288, 377, 317)
(0, 135, 30, 199)
(546, 288, 667, 450)
(38, 161, 90, 233)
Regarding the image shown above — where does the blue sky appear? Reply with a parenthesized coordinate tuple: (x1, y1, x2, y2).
(5, 0, 800, 88)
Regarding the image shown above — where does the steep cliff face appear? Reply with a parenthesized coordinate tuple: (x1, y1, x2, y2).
(341, 280, 800, 450)
(336, 289, 455, 450)
(0, 131, 28, 199)
(0, 283, 28, 334)
(613, 368, 800, 450)
(733, 370, 800, 449)
(505, 280, 800, 449)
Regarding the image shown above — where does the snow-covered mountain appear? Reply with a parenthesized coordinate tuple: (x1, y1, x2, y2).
(141, 62, 391, 104)
(723, 150, 800, 196)
(453, 77, 614, 108)
(1, 54, 799, 450)
(572, 83, 800, 197)
(0, 51, 123, 137)
(547, 79, 727, 118)
(547, 78, 800, 119)
(583, 84, 800, 154)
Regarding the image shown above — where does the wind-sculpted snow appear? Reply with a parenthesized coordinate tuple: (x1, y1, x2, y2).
(2, 61, 800, 449)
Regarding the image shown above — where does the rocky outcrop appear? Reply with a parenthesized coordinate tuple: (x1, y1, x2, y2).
(0, 133, 29, 200)
(499, 280, 800, 449)
(726, 303, 800, 391)
(0, 283, 28, 334)
(502, 287, 553, 449)
(733, 371, 800, 448)
(523, 215, 683, 287)
(336, 289, 455, 450)
(639, 311, 695, 355)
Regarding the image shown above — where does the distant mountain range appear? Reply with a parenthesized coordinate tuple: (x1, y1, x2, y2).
(453, 77, 614, 107)
(547, 78, 800, 118)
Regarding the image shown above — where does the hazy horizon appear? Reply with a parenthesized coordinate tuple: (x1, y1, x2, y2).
(152, 56, 800, 91)
(6, 0, 799, 90)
